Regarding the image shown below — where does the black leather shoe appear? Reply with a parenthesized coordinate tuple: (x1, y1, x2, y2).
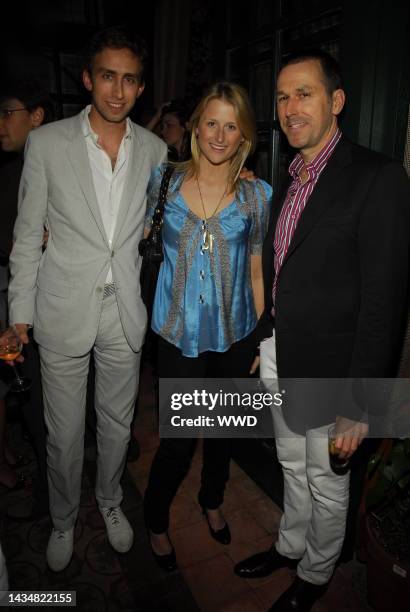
(234, 548, 299, 579)
(268, 576, 327, 611)
(202, 508, 231, 545)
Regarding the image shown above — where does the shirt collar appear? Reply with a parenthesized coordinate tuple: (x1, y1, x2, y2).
(81, 104, 132, 145)
(289, 128, 342, 182)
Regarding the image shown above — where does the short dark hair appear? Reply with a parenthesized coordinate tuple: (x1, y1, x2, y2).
(281, 49, 343, 94)
(0, 80, 54, 124)
(85, 25, 148, 84)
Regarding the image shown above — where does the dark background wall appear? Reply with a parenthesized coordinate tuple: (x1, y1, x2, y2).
(341, 0, 410, 161)
(0, 0, 156, 121)
(1, 0, 409, 180)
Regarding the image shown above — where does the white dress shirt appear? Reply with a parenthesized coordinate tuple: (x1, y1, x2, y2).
(82, 105, 131, 283)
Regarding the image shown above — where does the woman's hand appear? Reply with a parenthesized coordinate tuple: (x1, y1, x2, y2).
(239, 167, 257, 181)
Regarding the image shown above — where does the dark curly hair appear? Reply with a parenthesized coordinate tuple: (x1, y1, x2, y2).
(84, 25, 149, 84)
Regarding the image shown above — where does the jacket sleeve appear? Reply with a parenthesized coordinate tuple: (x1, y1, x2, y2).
(348, 161, 409, 377)
(8, 133, 48, 325)
(340, 161, 410, 422)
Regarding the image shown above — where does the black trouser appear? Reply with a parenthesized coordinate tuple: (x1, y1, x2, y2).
(144, 332, 256, 533)
(20, 332, 48, 500)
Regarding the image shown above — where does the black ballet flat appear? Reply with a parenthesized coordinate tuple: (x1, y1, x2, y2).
(148, 532, 177, 572)
(151, 546, 177, 572)
(202, 507, 231, 545)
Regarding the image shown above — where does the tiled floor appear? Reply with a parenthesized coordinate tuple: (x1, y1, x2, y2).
(129, 364, 371, 612)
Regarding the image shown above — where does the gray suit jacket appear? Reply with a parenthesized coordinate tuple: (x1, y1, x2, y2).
(8, 111, 167, 356)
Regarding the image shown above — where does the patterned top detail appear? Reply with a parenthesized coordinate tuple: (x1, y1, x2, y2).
(146, 166, 272, 357)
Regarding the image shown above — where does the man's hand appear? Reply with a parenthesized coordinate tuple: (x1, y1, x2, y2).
(239, 167, 257, 181)
(334, 416, 368, 459)
(0, 324, 29, 365)
(250, 356, 260, 374)
(14, 324, 29, 345)
(12, 324, 30, 363)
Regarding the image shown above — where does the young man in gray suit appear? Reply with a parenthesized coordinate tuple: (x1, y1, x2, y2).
(8, 26, 167, 571)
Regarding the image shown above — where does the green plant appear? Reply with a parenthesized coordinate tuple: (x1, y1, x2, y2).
(365, 439, 410, 562)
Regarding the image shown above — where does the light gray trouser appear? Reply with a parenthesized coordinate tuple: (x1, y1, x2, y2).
(39, 293, 141, 530)
(260, 333, 350, 585)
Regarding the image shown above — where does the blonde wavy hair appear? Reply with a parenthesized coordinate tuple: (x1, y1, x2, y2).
(177, 82, 257, 189)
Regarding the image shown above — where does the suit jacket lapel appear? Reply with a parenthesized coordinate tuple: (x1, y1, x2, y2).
(262, 179, 290, 308)
(112, 124, 146, 245)
(270, 178, 290, 235)
(281, 139, 352, 267)
(66, 115, 109, 246)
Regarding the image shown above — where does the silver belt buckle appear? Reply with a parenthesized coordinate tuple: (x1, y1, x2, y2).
(103, 282, 116, 299)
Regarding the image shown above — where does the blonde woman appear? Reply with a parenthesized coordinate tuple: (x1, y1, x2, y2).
(143, 82, 272, 571)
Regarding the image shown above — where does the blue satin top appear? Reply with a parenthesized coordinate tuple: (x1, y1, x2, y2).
(146, 166, 272, 357)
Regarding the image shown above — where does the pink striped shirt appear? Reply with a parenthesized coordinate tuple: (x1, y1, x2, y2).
(272, 129, 342, 313)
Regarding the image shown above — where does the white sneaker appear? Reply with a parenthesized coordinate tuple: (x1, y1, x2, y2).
(46, 527, 74, 572)
(99, 506, 134, 553)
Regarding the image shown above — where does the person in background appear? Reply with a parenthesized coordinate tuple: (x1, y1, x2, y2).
(146, 99, 191, 161)
(0, 82, 53, 513)
(0, 80, 54, 301)
(234, 49, 410, 612)
(7, 26, 166, 572)
(143, 82, 272, 572)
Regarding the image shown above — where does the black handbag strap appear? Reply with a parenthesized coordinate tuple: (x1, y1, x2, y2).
(151, 164, 174, 231)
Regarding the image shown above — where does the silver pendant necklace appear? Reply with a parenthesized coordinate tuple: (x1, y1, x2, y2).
(196, 177, 227, 254)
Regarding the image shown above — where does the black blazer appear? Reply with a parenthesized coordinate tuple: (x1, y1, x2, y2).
(258, 138, 410, 428)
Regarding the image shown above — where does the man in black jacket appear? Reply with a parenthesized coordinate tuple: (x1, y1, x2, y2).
(234, 50, 409, 611)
